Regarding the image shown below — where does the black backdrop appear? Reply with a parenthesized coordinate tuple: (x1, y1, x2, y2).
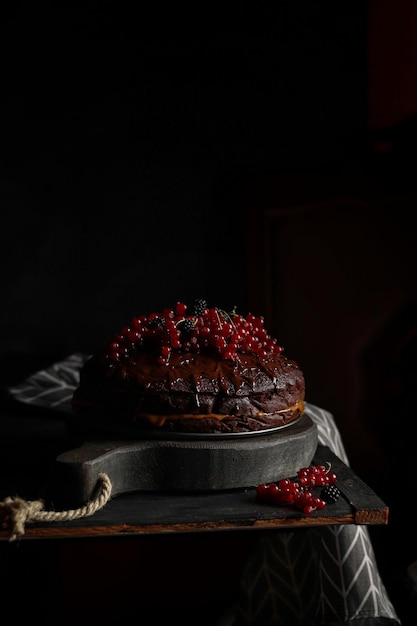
(1, 2, 366, 371)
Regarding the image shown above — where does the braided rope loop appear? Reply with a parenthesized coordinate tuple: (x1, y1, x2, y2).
(0, 473, 112, 541)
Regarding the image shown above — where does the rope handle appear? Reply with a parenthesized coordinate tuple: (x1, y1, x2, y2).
(0, 472, 112, 542)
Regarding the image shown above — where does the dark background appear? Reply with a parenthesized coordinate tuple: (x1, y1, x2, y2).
(1, 2, 368, 360)
(1, 2, 417, 624)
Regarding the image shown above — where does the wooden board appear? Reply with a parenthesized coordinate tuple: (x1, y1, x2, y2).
(0, 445, 388, 540)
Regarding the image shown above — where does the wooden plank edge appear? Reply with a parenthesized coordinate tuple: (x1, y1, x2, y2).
(314, 445, 389, 525)
(0, 513, 360, 541)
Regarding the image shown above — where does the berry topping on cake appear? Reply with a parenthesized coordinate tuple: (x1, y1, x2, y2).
(101, 300, 284, 366)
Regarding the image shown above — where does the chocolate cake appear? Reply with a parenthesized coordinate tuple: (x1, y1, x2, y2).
(71, 300, 305, 435)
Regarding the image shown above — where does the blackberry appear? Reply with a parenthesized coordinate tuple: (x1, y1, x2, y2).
(149, 316, 165, 328)
(178, 318, 195, 334)
(320, 484, 341, 504)
(189, 299, 208, 317)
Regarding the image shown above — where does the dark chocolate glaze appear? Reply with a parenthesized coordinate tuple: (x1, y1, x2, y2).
(72, 350, 305, 433)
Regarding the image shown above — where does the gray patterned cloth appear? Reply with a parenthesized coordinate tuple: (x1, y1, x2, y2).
(9, 355, 401, 626)
(233, 403, 400, 625)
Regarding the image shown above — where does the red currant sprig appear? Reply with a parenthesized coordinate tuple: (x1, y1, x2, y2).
(256, 462, 340, 515)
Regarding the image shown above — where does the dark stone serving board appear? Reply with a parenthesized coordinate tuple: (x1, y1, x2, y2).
(56, 414, 318, 507)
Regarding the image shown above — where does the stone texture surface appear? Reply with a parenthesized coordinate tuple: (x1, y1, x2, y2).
(56, 414, 317, 504)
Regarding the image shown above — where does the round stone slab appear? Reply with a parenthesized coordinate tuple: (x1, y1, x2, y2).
(56, 414, 317, 506)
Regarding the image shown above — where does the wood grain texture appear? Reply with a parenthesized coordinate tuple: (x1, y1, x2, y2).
(0, 445, 388, 541)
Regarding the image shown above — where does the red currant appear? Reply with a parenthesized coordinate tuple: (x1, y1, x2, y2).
(100, 301, 292, 366)
(255, 462, 339, 516)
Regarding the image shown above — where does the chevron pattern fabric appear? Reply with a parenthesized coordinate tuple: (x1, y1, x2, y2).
(233, 402, 400, 625)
